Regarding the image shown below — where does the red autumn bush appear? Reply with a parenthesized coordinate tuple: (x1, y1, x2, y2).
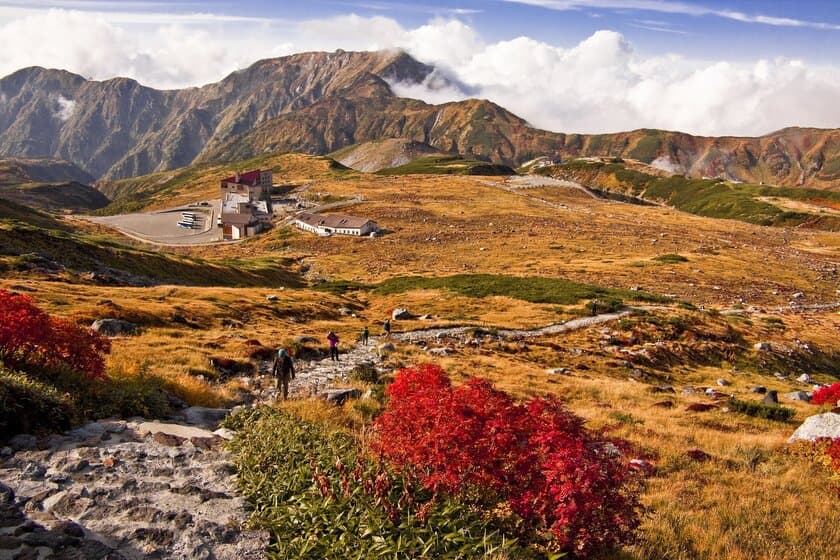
(0, 290, 109, 379)
(827, 439, 840, 474)
(371, 364, 641, 556)
(811, 382, 840, 406)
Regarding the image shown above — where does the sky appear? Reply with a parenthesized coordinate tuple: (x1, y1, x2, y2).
(0, 0, 838, 136)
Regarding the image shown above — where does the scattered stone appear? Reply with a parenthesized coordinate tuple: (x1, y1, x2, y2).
(754, 342, 771, 352)
(377, 342, 396, 356)
(796, 373, 812, 384)
(629, 458, 655, 474)
(792, 292, 804, 299)
(686, 403, 717, 412)
(266, 294, 278, 301)
(427, 347, 453, 356)
(774, 372, 787, 380)
(321, 388, 362, 406)
(546, 368, 570, 375)
(716, 379, 730, 387)
(652, 400, 674, 408)
(686, 449, 711, 462)
(788, 412, 840, 442)
(9, 434, 37, 452)
(338, 307, 353, 316)
(179, 407, 231, 430)
(784, 391, 811, 402)
(152, 432, 185, 447)
(391, 308, 414, 320)
(90, 318, 138, 336)
(749, 386, 767, 394)
(651, 386, 676, 394)
(762, 391, 780, 405)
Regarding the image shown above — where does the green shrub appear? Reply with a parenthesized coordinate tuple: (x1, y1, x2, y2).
(225, 407, 529, 559)
(349, 362, 379, 384)
(729, 399, 795, 422)
(653, 254, 689, 264)
(0, 367, 74, 438)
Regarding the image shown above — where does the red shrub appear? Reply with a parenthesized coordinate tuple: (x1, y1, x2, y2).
(812, 382, 840, 406)
(371, 364, 641, 556)
(0, 290, 109, 379)
(827, 439, 840, 474)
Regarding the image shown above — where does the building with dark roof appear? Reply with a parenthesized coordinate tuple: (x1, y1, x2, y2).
(295, 212, 378, 236)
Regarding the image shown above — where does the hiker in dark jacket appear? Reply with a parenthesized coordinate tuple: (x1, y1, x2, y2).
(272, 348, 295, 400)
(383, 319, 391, 338)
(361, 326, 369, 346)
(327, 331, 340, 362)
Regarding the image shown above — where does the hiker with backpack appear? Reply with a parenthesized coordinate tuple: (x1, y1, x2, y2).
(272, 348, 295, 400)
(361, 326, 369, 346)
(327, 331, 340, 362)
(383, 318, 391, 339)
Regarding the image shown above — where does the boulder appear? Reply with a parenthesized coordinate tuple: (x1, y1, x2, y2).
(749, 386, 767, 394)
(762, 391, 779, 405)
(391, 308, 414, 320)
(788, 412, 840, 443)
(266, 295, 278, 301)
(427, 347, 454, 356)
(377, 342, 396, 356)
(754, 342, 771, 352)
(178, 407, 231, 430)
(716, 379, 731, 387)
(91, 318, 138, 336)
(8, 434, 37, 451)
(796, 373, 812, 384)
(547, 368, 570, 375)
(338, 307, 353, 316)
(784, 391, 811, 402)
(686, 403, 716, 412)
(321, 388, 362, 406)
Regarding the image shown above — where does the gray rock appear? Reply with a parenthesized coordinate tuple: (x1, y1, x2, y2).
(788, 412, 840, 442)
(179, 407, 231, 430)
(427, 347, 453, 356)
(266, 295, 278, 301)
(716, 378, 731, 386)
(8, 434, 37, 451)
(784, 391, 812, 402)
(321, 388, 362, 405)
(754, 342, 771, 352)
(338, 307, 353, 316)
(796, 373, 812, 384)
(391, 308, 414, 320)
(749, 386, 767, 394)
(377, 342, 396, 356)
(419, 314, 434, 320)
(762, 391, 779, 405)
(547, 368, 570, 375)
(91, 318, 138, 336)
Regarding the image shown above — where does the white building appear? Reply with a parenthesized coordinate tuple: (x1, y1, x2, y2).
(295, 212, 378, 236)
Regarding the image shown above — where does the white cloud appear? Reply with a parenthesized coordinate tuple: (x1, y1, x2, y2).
(0, 8, 838, 136)
(54, 95, 75, 121)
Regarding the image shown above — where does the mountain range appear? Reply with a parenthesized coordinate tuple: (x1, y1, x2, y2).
(0, 49, 838, 187)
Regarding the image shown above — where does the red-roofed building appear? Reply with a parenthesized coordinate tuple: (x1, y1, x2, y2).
(219, 168, 274, 239)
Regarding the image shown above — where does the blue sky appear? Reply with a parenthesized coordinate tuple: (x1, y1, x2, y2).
(0, 1, 838, 135)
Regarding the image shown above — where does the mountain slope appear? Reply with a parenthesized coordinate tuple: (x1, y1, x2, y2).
(0, 50, 439, 180)
(0, 50, 838, 188)
(330, 138, 450, 172)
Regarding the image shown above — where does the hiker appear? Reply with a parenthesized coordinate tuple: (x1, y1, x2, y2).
(383, 318, 391, 338)
(272, 348, 295, 400)
(327, 331, 340, 362)
(361, 326, 369, 346)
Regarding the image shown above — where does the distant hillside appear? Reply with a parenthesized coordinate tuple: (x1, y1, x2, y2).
(331, 138, 450, 172)
(0, 49, 838, 188)
(0, 181, 110, 213)
(96, 152, 354, 215)
(377, 155, 515, 176)
(538, 160, 840, 230)
(0, 157, 93, 185)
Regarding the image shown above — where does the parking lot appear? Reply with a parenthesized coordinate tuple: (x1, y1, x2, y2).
(85, 202, 223, 245)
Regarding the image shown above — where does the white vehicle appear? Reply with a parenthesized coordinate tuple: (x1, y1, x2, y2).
(177, 220, 194, 228)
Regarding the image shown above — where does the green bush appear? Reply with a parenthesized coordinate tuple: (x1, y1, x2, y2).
(0, 367, 74, 438)
(729, 399, 795, 422)
(225, 407, 529, 559)
(349, 362, 379, 384)
(653, 254, 689, 264)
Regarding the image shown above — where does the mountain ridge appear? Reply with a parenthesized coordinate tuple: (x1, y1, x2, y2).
(0, 50, 838, 187)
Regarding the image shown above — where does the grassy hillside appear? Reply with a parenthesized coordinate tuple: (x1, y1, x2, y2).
(538, 160, 840, 230)
(96, 152, 355, 215)
(0, 198, 300, 287)
(0, 181, 110, 213)
(376, 155, 515, 176)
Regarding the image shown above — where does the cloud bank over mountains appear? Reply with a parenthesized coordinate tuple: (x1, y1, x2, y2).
(0, 8, 838, 136)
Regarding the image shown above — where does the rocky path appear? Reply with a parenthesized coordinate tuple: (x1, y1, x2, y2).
(0, 309, 638, 560)
(0, 418, 266, 560)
